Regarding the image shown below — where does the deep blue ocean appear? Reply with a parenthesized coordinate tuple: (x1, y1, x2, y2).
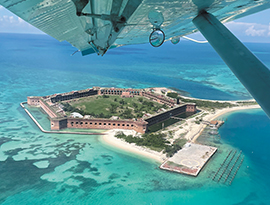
(0, 33, 270, 204)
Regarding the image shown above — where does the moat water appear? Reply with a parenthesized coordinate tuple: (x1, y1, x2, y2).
(0, 33, 270, 204)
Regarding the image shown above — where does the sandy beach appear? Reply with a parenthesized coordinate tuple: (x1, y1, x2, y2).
(190, 104, 260, 142)
(101, 129, 166, 163)
(100, 104, 260, 163)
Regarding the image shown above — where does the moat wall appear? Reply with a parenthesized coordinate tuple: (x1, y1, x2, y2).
(28, 96, 58, 118)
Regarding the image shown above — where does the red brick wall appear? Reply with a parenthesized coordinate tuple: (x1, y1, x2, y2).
(141, 92, 175, 107)
(51, 118, 67, 130)
(27, 96, 57, 118)
(39, 100, 58, 118)
(186, 104, 196, 112)
(62, 118, 148, 133)
(27, 97, 40, 106)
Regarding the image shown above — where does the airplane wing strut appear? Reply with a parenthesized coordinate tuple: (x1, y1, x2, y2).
(193, 11, 270, 118)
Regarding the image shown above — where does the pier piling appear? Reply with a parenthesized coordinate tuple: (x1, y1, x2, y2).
(213, 150, 244, 185)
(224, 151, 242, 183)
(212, 150, 232, 180)
(217, 150, 237, 182)
(229, 156, 244, 185)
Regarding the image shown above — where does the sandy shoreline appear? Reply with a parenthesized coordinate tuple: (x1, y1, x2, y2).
(190, 104, 260, 142)
(100, 104, 260, 163)
(100, 129, 166, 163)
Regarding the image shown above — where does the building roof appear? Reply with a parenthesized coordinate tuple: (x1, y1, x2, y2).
(71, 112, 83, 118)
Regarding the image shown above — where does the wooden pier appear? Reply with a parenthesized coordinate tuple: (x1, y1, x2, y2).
(212, 150, 244, 185)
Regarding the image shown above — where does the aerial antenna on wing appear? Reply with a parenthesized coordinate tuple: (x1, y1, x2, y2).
(71, 50, 80, 56)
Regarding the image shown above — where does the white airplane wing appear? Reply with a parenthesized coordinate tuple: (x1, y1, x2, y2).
(1, 0, 270, 55)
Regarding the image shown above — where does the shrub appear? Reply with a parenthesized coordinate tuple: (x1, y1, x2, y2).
(167, 92, 178, 99)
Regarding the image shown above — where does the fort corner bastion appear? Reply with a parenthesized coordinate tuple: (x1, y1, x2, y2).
(27, 87, 196, 133)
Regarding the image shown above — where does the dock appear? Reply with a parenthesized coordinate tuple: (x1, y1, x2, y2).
(202, 120, 224, 128)
(160, 143, 217, 176)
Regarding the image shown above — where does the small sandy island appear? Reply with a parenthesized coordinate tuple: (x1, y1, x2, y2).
(100, 87, 260, 175)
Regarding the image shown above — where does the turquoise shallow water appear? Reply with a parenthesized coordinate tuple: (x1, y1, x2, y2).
(0, 33, 270, 204)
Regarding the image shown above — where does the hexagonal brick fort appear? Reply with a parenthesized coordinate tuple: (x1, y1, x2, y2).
(27, 87, 196, 133)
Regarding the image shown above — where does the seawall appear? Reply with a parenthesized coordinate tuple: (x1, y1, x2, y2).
(20, 102, 104, 135)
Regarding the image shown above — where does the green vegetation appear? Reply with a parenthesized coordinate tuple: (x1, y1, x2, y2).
(236, 101, 258, 106)
(173, 138, 187, 148)
(166, 92, 179, 99)
(180, 98, 234, 109)
(166, 92, 236, 109)
(115, 132, 183, 157)
(62, 95, 167, 119)
(168, 87, 190, 96)
(61, 102, 106, 117)
(164, 144, 182, 157)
